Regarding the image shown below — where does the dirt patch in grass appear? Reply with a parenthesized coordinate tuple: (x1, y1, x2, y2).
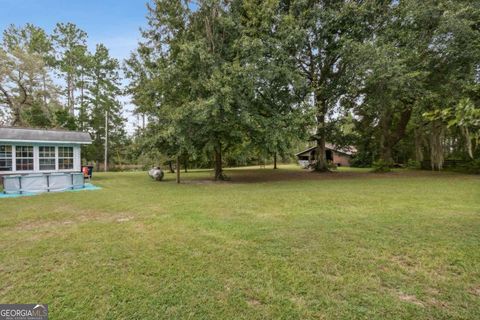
(468, 285, 480, 296)
(0, 283, 14, 296)
(397, 291, 425, 307)
(116, 216, 133, 222)
(247, 298, 262, 307)
(390, 254, 418, 272)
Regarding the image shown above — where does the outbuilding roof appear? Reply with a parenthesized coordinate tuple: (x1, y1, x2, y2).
(0, 127, 92, 144)
(295, 143, 357, 157)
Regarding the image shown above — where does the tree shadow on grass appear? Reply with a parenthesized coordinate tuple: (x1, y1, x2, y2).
(179, 167, 471, 184)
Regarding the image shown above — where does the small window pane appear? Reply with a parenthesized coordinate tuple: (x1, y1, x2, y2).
(39, 158, 56, 170)
(39, 146, 55, 158)
(58, 147, 74, 170)
(0, 145, 13, 171)
(0, 159, 12, 171)
(16, 146, 33, 158)
(58, 158, 73, 170)
(16, 158, 34, 171)
(15, 146, 34, 171)
(39, 146, 56, 170)
(58, 147, 73, 158)
(0, 145, 12, 158)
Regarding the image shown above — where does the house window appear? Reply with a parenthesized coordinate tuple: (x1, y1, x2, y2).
(0, 145, 13, 171)
(39, 146, 56, 170)
(16, 146, 34, 171)
(58, 147, 74, 170)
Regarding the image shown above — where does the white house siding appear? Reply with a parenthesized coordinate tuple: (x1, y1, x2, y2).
(74, 145, 81, 171)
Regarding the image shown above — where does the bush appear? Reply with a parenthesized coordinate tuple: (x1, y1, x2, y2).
(327, 162, 338, 171)
(350, 153, 374, 168)
(407, 159, 421, 169)
(446, 159, 480, 174)
(465, 159, 480, 174)
(371, 159, 392, 173)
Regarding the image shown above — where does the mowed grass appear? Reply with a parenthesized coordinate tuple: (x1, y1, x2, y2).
(0, 165, 479, 319)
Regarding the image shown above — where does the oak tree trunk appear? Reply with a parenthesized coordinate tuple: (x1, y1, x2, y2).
(214, 144, 225, 181)
(176, 156, 180, 183)
(273, 153, 277, 169)
(379, 107, 413, 164)
(379, 138, 393, 163)
(314, 99, 328, 172)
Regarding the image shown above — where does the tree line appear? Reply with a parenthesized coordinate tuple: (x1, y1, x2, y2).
(125, 0, 479, 178)
(0, 23, 127, 168)
(1, 1, 478, 176)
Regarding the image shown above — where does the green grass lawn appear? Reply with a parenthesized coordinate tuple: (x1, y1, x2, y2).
(1, 166, 479, 319)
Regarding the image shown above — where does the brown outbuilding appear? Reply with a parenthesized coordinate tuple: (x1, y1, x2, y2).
(295, 143, 357, 168)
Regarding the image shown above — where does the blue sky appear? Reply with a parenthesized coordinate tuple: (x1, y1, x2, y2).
(0, 0, 148, 60)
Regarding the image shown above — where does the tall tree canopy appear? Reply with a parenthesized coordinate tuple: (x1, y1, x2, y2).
(126, 0, 307, 179)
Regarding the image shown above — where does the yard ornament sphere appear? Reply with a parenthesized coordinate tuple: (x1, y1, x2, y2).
(148, 167, 164, 181)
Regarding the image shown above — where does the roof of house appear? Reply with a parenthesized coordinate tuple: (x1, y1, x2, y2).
(0, 127, 92, 144)
(295, 143, 357, 157)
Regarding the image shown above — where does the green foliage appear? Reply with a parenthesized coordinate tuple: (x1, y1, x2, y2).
(52, 22, 88, 115)
(350, 152, 374, 168)
(53, 108, 77, 130)
(465, 159, 480, 174)
(407, 159, 421, 169)
(0, 42, 59, 126)
(83, 44, 126, 166)
(371, 159, 392, 173)
(424, 98, 480, 160)
(450, 159, 480, 175)
(125, 0, 308, 179)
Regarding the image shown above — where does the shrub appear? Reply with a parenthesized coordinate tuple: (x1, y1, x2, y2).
(407, 159, 421, 169)
(350, 153, 374, 168)
(327, 162, 338, 171)
(465, 159, 480, 174)
(371, 159, 392, 173)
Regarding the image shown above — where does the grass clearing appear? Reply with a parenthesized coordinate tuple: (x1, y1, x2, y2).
(0, 165, 479, 319)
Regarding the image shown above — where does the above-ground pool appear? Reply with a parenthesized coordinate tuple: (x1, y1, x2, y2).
(2, 173, 85, 194)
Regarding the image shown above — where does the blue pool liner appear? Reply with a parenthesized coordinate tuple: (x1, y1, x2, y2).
(0, 183, 101, 199)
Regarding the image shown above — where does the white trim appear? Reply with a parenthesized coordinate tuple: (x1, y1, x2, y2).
(14, 169, 78, 174)
(74, 146, 81, 171)
(12, 145, 16, 172)
(55, 146, 59, 171)
(34, 145, 39, 172)
(0, 139, 91, 145)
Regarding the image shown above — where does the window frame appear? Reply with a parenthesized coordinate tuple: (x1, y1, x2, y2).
(39, 146, 57, 171)
(0, 144, 13, 172)
(15, 145, 34, 172)
(58, 146, 74, 170)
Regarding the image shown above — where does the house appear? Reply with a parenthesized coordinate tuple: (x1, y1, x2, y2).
(295, 143, 356, 168)
(0, 127, 91, 175)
